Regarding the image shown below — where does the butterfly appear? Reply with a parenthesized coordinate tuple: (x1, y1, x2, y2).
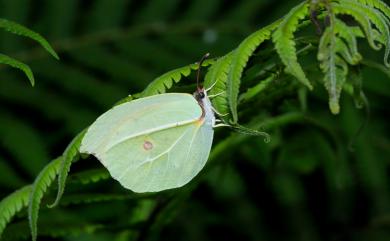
(80, 54, 224, 192)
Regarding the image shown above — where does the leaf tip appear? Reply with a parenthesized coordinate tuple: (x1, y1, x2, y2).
(329, 101, 340, 114)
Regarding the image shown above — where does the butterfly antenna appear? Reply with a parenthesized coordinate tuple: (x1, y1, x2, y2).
(196, 53, 210, 90)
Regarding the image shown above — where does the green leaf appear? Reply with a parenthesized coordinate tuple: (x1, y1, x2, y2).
(339, 0, 390, 67)
(48, 129, 87, 208)
(0, 18, 59, 60)
(332, 2, 381, 51)
(333, 20, 362, 64)
(273, 1, 313, 90)
(0, 185, 31, 239)
(141, 59, 214, 97)
(227, 20, 280, 123)
(356, 0, 390, 20)
(0, 53, 35, 86)
(318, 21, 349, 114)
(204, 53, 233, 122)
(28, 157, 62, 241)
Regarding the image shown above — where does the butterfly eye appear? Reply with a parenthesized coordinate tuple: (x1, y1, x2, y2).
(193, 91, 205, 101)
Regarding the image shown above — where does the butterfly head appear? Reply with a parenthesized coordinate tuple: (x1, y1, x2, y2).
(194, 88, 206, 102)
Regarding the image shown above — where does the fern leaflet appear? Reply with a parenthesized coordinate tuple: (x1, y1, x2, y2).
(0, 54, 35, 86)
(28, 157, 62, 241)
(141, 60, 214, 97)
(49, 129, 87, 208)
(339, 0, 390, 67)
(0, 185, 31, 238)
(318, 21, 349, 114)
(273, 1, 313, 90)
(356, 0, 390, 20)
(227, 20, 280, 123)
(204, 53, 233, 122)
(332, 2, 380, 51)
(0, 18, 59, 60)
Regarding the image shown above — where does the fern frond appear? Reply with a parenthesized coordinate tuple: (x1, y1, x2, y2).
(332, 2, 381, 51)
(317, 12, 365, 113)
(28, 157, 62, 241)
(0, 18, 59, 60)
(0, 54, 34, 86)
(339, 0, 390, 67)
(273, 1, 313, 90)
(141, 60, 214, 97)
(49, 129, 87, 208)
(227, 20, 280, 123)
(204, 53, 233, 122)
(0, 185, 31, 238)
(356, 0, 390, 20)
(69, 168, 110, 185)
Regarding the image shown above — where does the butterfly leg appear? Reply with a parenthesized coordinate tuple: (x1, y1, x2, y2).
(206, 81, 218, 92)
(213, 123, 231, 128)
(211, 106, 229, 117)
(208, 91, 225, 99)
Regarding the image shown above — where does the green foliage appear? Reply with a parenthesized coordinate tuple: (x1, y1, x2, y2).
(315, 0, 390, 113)
(141, 60, 214, 97)
(204, 53, 232, 121)
(49, 130, 86, 208)
(0, 0, 389, 241)
(0, 19, 58, 59)
(0, 18, 58, 85)
(273, 1, 313, 89)
(272, 0, 390, 113)
(0, 53, 34, 86)
(28, 157, 62, 241)
(0, 186, 31, 238)
(227, 21, 280, 123)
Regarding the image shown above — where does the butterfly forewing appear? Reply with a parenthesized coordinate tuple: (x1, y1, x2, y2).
(80, 93, 202, 155)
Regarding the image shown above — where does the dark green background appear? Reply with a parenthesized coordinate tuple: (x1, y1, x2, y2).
(0, 0, 389, 240)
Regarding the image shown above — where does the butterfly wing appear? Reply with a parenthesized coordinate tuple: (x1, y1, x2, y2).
(80, 93, 201, 155)
(104, 122, 213, 192)
(80, 93, 213, 192)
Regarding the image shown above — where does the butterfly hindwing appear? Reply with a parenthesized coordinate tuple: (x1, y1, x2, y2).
(104, 123, 212, 192)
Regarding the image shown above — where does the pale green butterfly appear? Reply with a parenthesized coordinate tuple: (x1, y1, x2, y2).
(80, 54, 221, 193)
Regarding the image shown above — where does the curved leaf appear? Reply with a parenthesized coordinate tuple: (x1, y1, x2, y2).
(204, 53, 233, 122)
(48, 129, 87, 208)
(272, 1, 312, 90)
(0, 54, 34, 86)
(141, 59, 214, 97)
(0, 18, 59, 60)
(356, 0, 390, 20)
(28, 157, 62, 241)
(339, 0, 390, 67)
(334, 20, 362, 64)
(227, 20, 280, 123)
(0, 185, 31, 238)
(332, 2, 381, 51)
(318, 17, 350, 114)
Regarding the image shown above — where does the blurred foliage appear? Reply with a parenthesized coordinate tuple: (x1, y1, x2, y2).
(0, 0, 390, 241)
